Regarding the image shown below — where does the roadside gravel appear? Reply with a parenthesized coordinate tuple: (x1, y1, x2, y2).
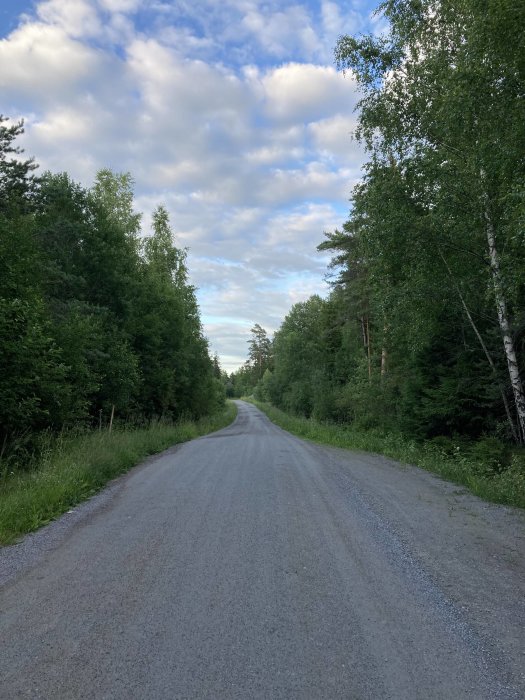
(0, 401, 523, 699)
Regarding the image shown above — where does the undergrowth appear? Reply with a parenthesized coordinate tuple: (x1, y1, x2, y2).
(0, 402, 237, 545)
(250, 400, 525, 509)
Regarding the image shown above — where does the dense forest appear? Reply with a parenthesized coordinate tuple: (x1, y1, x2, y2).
(233, 1, 525, 462)
(0, 116, 224, 467)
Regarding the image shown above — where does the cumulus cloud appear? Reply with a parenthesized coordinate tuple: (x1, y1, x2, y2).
(241, 4, 320, 59)
(36, 0, 102, 38)
(0, 22, 103, 100)
(0, 0, 370, 370)
(260, 63, 357, 123)
(98, 0, 142, 12)
(307, 114, 363, 162)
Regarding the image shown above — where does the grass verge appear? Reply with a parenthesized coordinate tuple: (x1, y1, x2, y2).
(0, 402, 237, 545)
(250, 400, 525, 509)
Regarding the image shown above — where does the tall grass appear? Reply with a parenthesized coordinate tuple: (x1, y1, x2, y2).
(251, 400, 525, 509)
(0, 402, 237, 545)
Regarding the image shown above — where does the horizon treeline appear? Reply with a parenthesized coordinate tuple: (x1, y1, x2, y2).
(1, 117, 224, 465)
(233, 0, 525, 450)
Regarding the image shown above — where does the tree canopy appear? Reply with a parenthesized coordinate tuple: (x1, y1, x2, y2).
(234, 0, 525, 454)
(0, 118, 224, 465)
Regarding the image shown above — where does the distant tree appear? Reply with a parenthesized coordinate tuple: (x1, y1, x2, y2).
(211, 353, 222, 379)
(247, 324, 273, 381)
(0, 116, 38, 215)
(137, 202, 222, 417)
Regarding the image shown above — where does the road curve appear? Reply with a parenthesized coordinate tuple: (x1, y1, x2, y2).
(0, 400, 524, 699)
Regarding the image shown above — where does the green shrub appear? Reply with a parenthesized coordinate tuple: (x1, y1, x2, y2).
(466, 437, 510, 475)
(249, 400, 524, 509)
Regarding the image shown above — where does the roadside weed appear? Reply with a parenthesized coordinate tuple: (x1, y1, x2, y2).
(251, 401, 525, 509)
(0, 403, 237, 545)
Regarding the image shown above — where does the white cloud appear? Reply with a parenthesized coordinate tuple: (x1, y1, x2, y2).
(32, 105, 96, 142)
(125, 39, 251, 149)
(260, 162, 354, 205)
(261, 63, 357, 122)
(308, 114, 362, 161)
(245, 145, 306, 166)
(1, 0, 367, 370)
(98, 0, 142, 12)
(264, 203, 342, 250)
(321, 0, 362, 39)
(158, 25, 216, 55)
(0, 22, 103, 98)
(241, 5, 320, 59)
(36, 0, 102, 38)
(321, 0, 341, 34)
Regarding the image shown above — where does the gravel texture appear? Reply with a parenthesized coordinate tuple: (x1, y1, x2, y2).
(0, 400, 523, 699)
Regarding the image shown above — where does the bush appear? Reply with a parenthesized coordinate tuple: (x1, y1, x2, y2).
(466, 437, 510, 475)
(428, 435, 457, 456)
(249, 400, 524, 509)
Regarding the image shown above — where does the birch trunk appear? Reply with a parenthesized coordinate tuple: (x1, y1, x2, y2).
(484, 207, 525, 443)
(438, 250, 519, 442)
(366, 316, 372, 380)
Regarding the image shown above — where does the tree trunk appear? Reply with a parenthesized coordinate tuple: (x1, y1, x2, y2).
(438, 250, 519, 442)
(484, 206, 525, 443)
(380, 324, 388, 378)
(366, 316, 372, 380)
(359, 316, 372, 380)
(360, 316, 366, 349)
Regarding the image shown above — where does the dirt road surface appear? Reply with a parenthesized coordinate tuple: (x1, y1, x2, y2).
(0, 400, 523, 699)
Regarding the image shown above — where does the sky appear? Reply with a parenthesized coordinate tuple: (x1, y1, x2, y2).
(0, 0, 382, 371)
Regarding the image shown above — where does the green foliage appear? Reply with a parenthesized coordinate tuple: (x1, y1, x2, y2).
(247, 323, 273, 379)
(235, 1, 525, 503)
(253, 0, 523, 445)
(0, 116, 38, 215)
(333, 0, 525, 441)
(466, 437, 511, 476)
(269, 296, 327, 416)
(0, 122, 224, 470)
(250, 400, 525, 509)
(230, 324, 274, 397)
(0, 296, 68, 435)
(254, 368, 273, 402)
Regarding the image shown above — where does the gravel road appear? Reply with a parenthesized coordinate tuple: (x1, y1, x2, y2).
(0, 400, 524, 699)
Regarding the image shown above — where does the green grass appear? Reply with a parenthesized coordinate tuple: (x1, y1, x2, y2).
(0, 402, 237, 545)
(249, 400, 525, 509)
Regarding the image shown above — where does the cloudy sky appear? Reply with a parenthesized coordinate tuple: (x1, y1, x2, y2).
(0, 0, 382, 371)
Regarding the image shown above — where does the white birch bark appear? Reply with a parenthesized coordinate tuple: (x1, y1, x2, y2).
(381, 346, 388, 377)
(484, 206, 525, 442)
(438, 250, 519, 442)
(366, 316, 372, 380)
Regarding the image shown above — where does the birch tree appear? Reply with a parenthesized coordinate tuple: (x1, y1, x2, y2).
(335, 0, 525, 441)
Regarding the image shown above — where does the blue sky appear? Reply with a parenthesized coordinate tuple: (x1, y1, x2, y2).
(0, 0, 382, 371)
